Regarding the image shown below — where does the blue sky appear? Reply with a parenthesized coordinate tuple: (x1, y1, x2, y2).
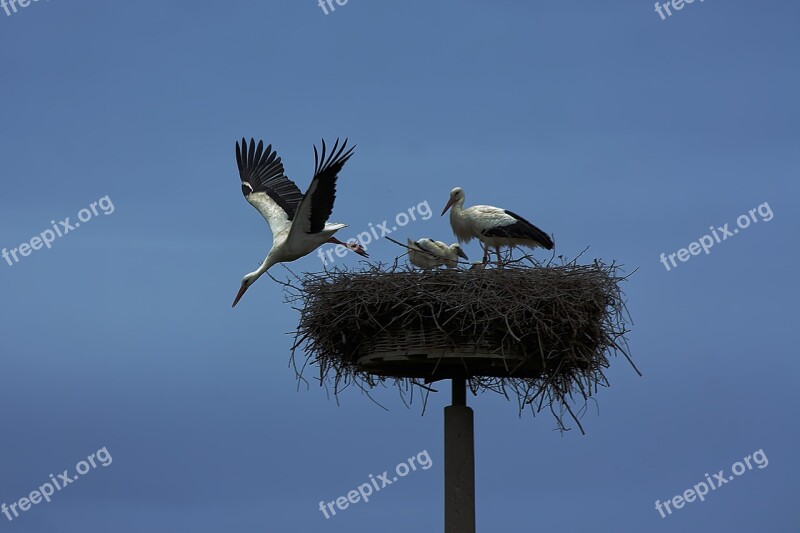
(0, 1, 798, 531)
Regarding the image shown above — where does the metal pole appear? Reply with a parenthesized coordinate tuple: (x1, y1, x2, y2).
(445, 378, 475, 533)
(452, 377, 467, 406)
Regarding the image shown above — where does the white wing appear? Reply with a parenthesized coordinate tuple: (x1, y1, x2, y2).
(236, 138, 303, 240)
(415, 238, 448, 258)
(246, 191, 292, 239)
(466, 205, 518, 232)
(408, 238, 448, 268)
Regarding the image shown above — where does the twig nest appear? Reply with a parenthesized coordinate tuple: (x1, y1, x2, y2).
(289, 258, 636, 432)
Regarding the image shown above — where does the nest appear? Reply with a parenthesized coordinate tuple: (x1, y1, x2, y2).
(287, 256, 637, 433)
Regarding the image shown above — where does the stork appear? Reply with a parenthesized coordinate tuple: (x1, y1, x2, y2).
(441, 187, 554, 266)
(232, 137, 367, 307)
(407, 238, 468, 269)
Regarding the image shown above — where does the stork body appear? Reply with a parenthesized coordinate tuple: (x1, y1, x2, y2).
(407, 238, 468, 269)
(232, 137, 366, 307)
(441, 187, 554, 265)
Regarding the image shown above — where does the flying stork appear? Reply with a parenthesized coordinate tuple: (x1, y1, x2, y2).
(406, 238, 468, 269)
(232, 137, 367, 307)
(441, 187, 554, 266)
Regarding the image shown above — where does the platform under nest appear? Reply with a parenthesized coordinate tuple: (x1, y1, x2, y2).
(287, 256, 637, 433)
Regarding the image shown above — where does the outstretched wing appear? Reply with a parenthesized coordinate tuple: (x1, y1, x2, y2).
(236, 138, 304, 235)
(289, 138, 355, 237)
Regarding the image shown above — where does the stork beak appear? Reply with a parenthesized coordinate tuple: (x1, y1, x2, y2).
(441, 197, 455, 216)
(456, 248, 469, 260)
(232, 284, 249, 308)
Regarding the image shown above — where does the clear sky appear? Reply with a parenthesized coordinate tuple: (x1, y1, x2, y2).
(0, 1, 798, 532)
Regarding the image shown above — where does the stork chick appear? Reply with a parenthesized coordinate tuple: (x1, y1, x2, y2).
(407, 238, 468, 269)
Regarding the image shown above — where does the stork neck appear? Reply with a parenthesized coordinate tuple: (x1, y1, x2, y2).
(251, 255, 277, 280)
(449, 198, 466, 218)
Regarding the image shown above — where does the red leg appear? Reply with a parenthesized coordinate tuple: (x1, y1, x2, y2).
(327, 237, 368, 258)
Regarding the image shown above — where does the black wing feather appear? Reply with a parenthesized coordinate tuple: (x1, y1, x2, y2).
(304, 138, 355, 233)
(482, 209, 554, 249)
(236, 138, 304, 219)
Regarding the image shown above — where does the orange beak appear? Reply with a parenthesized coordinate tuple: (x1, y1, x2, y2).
(441, 197, 455, 216)
(232, 284, 249, 308)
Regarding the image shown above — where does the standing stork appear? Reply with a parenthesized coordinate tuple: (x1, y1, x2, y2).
(232, 137, 367, 307)
(441, 187, 554, 266)
(407, 238, 468, 269)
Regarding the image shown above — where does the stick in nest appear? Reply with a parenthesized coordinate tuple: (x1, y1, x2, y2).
(283, 254, 636, 434)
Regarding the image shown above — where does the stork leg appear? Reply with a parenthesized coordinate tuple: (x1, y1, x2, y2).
(327, 237, 368, 258)
(495, 246, 503, 269)
(481, 244, 490, 264)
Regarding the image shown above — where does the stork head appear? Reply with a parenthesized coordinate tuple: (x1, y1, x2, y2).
(441, 187, 464, 216)
(232, 272, 259, 308)
(451, 243, 469, 260)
